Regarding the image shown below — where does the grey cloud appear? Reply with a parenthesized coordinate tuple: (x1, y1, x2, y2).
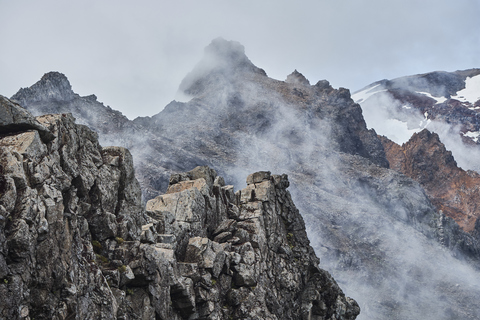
(1, 0, 479, 118)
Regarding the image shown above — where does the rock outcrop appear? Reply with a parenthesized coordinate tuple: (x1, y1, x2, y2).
(0, 95, 145, 319)
(0, 95, 359, 319)
(0, 95, 54, 142)
(380, 129, 480, 233)
(143, 168, 359, 320)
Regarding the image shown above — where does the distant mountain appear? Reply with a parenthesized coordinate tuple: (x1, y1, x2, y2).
(380, 130, 480, 233)
(12, 71, 136, 137)
(353, 69, 480, 234)
(352, 69, 480, 172)
(10, 38, 480, 320)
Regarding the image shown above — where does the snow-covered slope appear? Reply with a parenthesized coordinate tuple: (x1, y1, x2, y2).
(352, 69, 480, 172)
(451, 74, 480, 104)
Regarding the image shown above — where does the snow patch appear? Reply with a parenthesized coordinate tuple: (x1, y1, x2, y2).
(351, 84, 386, 103)
(451, 75, 480, 104)
(419, 111, 431, 128)
(378, 119, 422, 144)
(416, 91, 447, 104)
(462, 131, 480, 143)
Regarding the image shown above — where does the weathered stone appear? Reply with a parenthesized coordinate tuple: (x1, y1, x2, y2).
(166, 178, 205, 195)
(157, 233, 176, 244)
(212, 218, 236, 236)
(214, 231, 233, 243)
(0, 95, 358, 319)
(246, 170, 271, 185)
(147, 188, 205, 224)
(0, 94, 54, 142)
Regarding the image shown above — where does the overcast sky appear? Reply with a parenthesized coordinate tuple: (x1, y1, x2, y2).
(1, 0, 479, 119)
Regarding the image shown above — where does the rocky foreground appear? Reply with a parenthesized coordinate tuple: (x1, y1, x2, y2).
(0, 95, 359, 319)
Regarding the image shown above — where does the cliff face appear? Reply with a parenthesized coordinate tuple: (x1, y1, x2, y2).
(0, 95, 144, 319)
(380, 129, 480, 233)
(0, 95, 358, 319)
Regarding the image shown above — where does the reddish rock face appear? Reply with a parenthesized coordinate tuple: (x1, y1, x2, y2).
(380, 130, 480, 232)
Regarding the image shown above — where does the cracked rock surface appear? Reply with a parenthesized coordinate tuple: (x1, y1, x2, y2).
(0, 95, 358, 319)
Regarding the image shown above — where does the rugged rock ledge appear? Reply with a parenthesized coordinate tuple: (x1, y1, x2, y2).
(0, 95, 359, 319)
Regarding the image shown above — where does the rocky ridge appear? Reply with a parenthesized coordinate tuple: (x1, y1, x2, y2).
(12, 40, 388, 200)
(352, 68, 480, 172)
(9, 38, 480, 319)
(11, 72, 137, 140)
(353, 69, 480, 140)
(380, 129, 480, 233)
(0, 95, 358, 319)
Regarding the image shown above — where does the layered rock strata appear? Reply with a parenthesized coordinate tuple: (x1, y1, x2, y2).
(0, 96, 359, 319)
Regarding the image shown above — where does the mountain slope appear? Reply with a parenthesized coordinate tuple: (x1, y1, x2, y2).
(352, 69, 480, 172)
(380, 130, 480, 233)
(10, 38, 480, 320)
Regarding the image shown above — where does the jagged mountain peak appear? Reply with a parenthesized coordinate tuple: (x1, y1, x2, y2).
(12, 71, 75, 105)
(352, 67, 480, 174)
(9, 71, 135, 140)
(179, 38, 267, 96)
(286, 69, 310, 86)
(389, 70, 468, 98)
(40, 71, 71, 85)
(406, 129, 458, 169)
(380, 128, 480, 233)
(204, 37, 250, 67)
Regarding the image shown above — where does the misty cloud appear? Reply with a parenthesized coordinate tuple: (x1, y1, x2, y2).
(1, 0, 479, 118)
(356, 88, 480, 173)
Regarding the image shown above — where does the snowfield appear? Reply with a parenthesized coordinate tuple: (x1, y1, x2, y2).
(451, 75, 480, 104)
(351, 84, 385, 103)
(416, 91, 448, 104)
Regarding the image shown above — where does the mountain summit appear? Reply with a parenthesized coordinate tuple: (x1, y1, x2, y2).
(12, 71, 75, 104)
(381, 129, 480, 232)
(353, 69, 480, 154)
(10, 72, 135, 141)
(179, 38, 267, 96)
